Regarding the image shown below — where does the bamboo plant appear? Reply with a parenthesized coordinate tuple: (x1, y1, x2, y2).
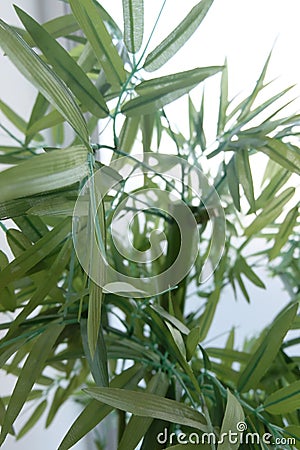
(0, 1, 299, 449)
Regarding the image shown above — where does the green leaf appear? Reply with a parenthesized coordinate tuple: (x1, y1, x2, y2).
(237, 303, 298, 392)
(226, 156, 240, 211)
(81, 318, 108, 387)
(84, 387, 208, 432)
(283, 426, 300, 449)
(244, 187, 295, 237)
(186, 327, 201, 361)
(144, 0, 214, 71)
(0, 99, 41, 141)
(87, 281, 103, 358)
(237, 256, 265, 289)
(0, 323, 64, 445)
(269, 206, 299, 260)
(119, 116, 140, 153)
(0, 19, 89, 146)
(16, 7, 109, 119)
(58, 364, 144, 450)
(261, 138, 300, 175)
(263, 380, 300, 414)
(197, 288, 221, 342)
(217, 60, 228, 135)
(26, 109, 64, 136)
(25, 93, 49, 145)
(122, 66, 221, 116)
(69, 0, 126, 86)
(235, 149, 255, 210)
(0, 218, 70, 291)
(122, 0, 144, 54)
(0, 146, 88, 203)
(118, 372, 169, 450)
(17, 400, 47, 439)
(217, 390, 244, 450)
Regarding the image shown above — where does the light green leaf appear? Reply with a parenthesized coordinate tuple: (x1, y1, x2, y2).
(0, 323, 64, 445)
(0, 99, 41, 142)
(263, 380, 300, 415)
(269, 206, 299, 260)
(69, 0, 126, 86)
(118, 372, 169, 450)
(122, 0, 144, 53)
(237, 303, 298, 392)
(27, 109, 64, 136)
(0, 146, 88, 203)
(119, 116, 140, 153)
(217, 390, 244, 450)
(144, 0, 214, 71)
(197, 288, 221, 342)
(17, 400, 47, 439)
(16, 7, 109, 119)
(217, 60, 228, 135)
(237, 256, 265, 289)
(0, 19, 89, 145)
(122, 67, 221, 116)
(84, 387, 208, 432)
(58, 364, 144, 450)
(244, 187, 295, 237)
(25, 93, 49, 145)
(261, 137, 300, 175)
(283, 426, 300, 449)
(186, 327, 201, 361)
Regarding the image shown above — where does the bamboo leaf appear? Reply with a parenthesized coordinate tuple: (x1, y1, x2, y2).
(217, 390, 244, 450)
(237, 256, 265, 289)
(0, 218, 70, 291)
(122, 0, 144, 54)
(144, 0, 214, 71)
(217, 60, 228, 135)
(122, 67, 221, 116)
(25, 93, 49, 145)
(263, 380, 300, 415)
(17, 400, 47, 439)
(0, 323, 64, 445)
(0, 99, 41, 141)
(58, 364, 144, 450)
(0, 146, 88, 203)
(244, 187, 295, 237)
(16, 7, 109, 119)
(27, 109, 64, 136)
(69, 0, 126, 86)
(118, 372, 169, 450)
(235, 149, 255, 210)
(237, 304, 298, 392)
(0, 19, 89, 145)
(226, 156, 240, 211)
(81, 319, 108, 387)
(269, 206, 299, 260)
(119, 116, 140, 153)
(261, 138, 300, 175)
(84, 387, 208, 432)
(197, 288, 221, 342)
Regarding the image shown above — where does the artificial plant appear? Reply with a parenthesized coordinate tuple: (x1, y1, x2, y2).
(0, 0, 299, 449)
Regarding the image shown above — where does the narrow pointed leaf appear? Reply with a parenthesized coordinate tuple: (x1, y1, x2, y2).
(244, 187, 295, 237)
(217, 390, 244, 450)
(17, 400, 47, 439)
(118, 372, 169, 450)
(122, 67, 221, 116)
(0, 324, 64, 445)
(269, 206, 299, 259)
(261, 138, 300, 175)
(264, 380, 300, 415)
(217, 60, 228, 135)
(0, 146, 88, 203)
(0, 99, 41, 141)
(235, 149, 255, 210)
(0, 19, 89, 145)
(237, 304, 298, 392)
(226, 156, 240, 211)
(69, 0, 126, 86)
(122, 0, 144, 53)
(237, 256, 265, 289)
(81, 319, 108, 387)
(144, 0, 214, 71)
(58, 365, 144, 450)
(84, 387, 208, 431)
(16, 7, 109, 118)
